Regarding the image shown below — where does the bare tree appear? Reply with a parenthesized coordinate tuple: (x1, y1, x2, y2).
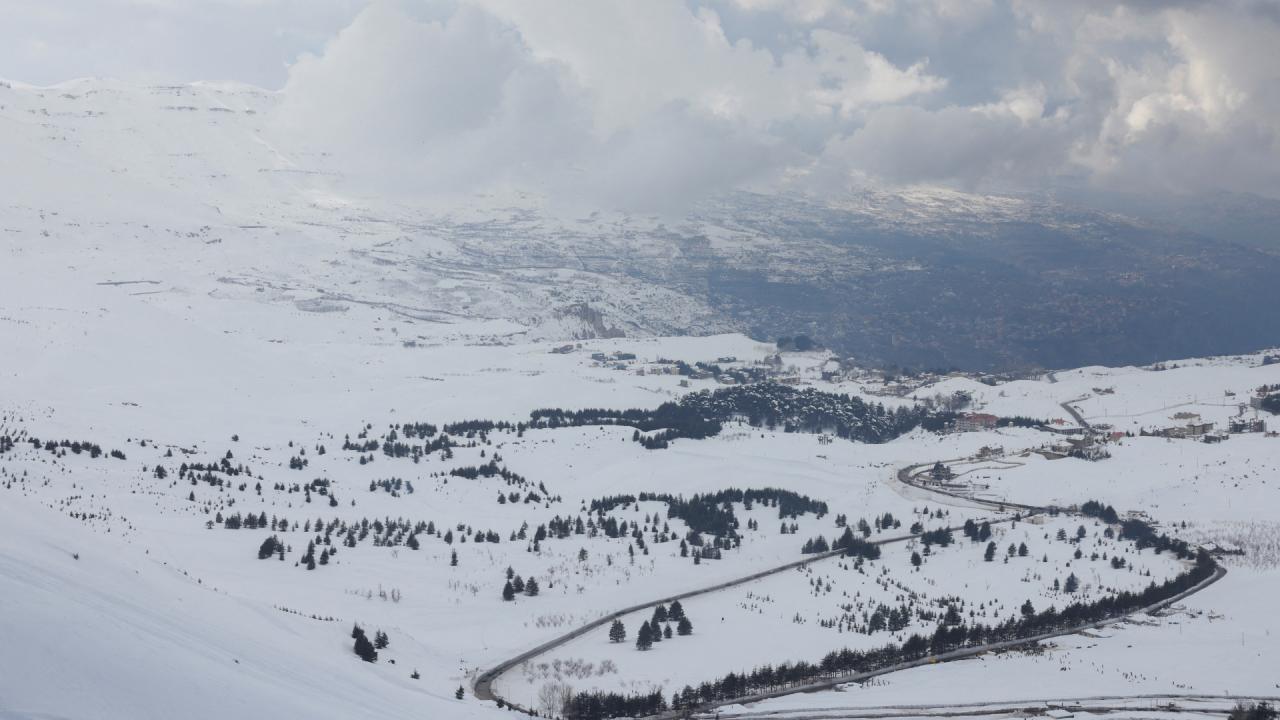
(537, 681, 574, 718)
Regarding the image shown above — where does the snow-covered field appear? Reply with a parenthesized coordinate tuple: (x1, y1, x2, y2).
(4, 92, 1280, 717)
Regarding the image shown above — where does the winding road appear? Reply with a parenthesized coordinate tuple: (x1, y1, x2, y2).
(472, 454, 1227, 719)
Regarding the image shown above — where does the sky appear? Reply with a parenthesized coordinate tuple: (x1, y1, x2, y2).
(4, 0, 1280, 213)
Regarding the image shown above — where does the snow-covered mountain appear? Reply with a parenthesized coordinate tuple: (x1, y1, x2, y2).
(7, 78, 1280, 371)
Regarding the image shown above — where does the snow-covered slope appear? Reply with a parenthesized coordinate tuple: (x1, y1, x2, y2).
(5, 77, 1280, 720)
(8, 78, 1280, 371)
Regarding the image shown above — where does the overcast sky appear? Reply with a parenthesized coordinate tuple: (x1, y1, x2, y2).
(5, 0, 1280, 211)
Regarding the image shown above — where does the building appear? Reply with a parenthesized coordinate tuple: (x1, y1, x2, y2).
(1186, 421, 1215, 437)
(1229, 417, 1267, 434)
(955, 413, 999, 432)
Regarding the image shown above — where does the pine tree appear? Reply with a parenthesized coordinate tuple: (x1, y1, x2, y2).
(668, 600, 685, 621)
(353, 632, 378, 662)
(450, 549, 458, 566)
(455, 686, 465, 700)
(1021, 599, 1035, 617)
(609, 619, 626, 643)
(636, 621, 653, 650)
(663, 624, 672, 639)
(911, 551, 922, 567)
(258, 535, 280, 560)
(524, 577, 539, 596)
(374, 630, 389, 649)
(984, 542, 996, 562)
(1064, 572, 1079, 593)
(676, 616, 692, 636)
(502, 581, 516, 601)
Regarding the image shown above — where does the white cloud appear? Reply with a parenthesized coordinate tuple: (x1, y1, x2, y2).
(5, 0, 1279, 208)
(270, 0, 942, 212)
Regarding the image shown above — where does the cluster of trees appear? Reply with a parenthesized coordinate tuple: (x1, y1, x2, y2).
(1230, 702, 1277, 720)
(448, 459, 539, 495)
(26, 436, 120, 460)
(563, 690, 667, 720)
(775, 335, 817, 351)
(680, 383, 932, 444)
(1262, 395, 1280, 415)
(242, 516, 509, 565)
(299, 539, 332, 570)
(626, 601, 693, 650)
(1080, 499, 1195, 559)
(918, 528, 955, 547)
(571, 547, 1217, 718)
(257, 534, 285, 560)
(802, 527, 883, 560)
(833, 528, 882, 560)
(1080, 500, 1121, 524)
(342, 423, 458, 463)
(351, 624, 388, 663)
(533, 382, 942, 450)
(996, 416, 1051, 429)
(530, 403, 722, 447)
(369, 477, 414, 496)
(589, 488, 828, 541)
(962, 519, 992, 542)
(501, 566, 541, 600)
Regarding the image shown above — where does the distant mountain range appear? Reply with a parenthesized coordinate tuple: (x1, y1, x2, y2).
(5, 78, 1278, 372)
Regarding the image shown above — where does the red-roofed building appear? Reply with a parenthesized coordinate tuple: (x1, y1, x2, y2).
(955, 413, 999, 432)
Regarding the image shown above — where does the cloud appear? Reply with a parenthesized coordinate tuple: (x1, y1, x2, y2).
(7, 0, 1279, 209)
(269, 0, 944, 213)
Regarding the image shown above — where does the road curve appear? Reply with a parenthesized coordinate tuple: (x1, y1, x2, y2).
(474, 458, 1224, 719)
(674, 562, 1225, 719)
(473, 515, 1023, 712)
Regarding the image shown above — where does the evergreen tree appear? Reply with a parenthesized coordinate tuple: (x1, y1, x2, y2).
(374, 630, 389, 649)
(668, 600, 686, 621)
(636, 621, 654, 650)
(258, 535, 280, 560)
(911, 551, 922, 567)
(1064, 572, 1079, 593)
(455, 686, 465, 700)
(502, 581, 516, 601)
(652, 604, 668, 624)
(609, 619, 626, 643)
(451, 549, 458, 566)
(524, 577, 540, 596)
(677, 616, 693, 636)
(353, 632, 378, 662)
(984, 542, 996, 562)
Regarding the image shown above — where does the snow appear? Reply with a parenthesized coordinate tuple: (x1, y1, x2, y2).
(4, 76, 1280, 720)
